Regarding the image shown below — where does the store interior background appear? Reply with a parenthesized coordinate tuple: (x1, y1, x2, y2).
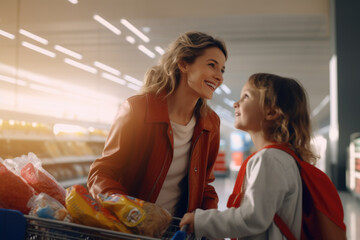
(0, 0, 359, 239)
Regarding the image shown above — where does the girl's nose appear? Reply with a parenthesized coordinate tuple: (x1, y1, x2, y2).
(233, 101, 239, 108)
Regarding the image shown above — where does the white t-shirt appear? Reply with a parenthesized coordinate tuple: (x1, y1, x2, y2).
(194, 148, 302, 240)
(155, 116, 196, 215)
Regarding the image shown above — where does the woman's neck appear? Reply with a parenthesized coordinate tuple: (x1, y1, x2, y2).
(167, 90, 198, 125)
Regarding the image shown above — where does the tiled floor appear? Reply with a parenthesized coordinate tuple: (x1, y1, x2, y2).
(213, 175, 360, 240)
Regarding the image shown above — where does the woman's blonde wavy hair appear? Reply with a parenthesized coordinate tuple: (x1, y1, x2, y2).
(248, 73, 318, 164)
(139, 31, 227, 118)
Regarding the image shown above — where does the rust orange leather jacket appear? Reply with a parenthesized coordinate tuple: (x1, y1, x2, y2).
(87, 93, 220, 212)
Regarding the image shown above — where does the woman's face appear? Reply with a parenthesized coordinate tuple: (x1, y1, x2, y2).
(233, 81, 264, 133)
(180, 47, 226, 100)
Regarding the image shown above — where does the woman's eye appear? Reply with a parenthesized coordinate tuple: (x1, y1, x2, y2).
(208, 63, 215, 68)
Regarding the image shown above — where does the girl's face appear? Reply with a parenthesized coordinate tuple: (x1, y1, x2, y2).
(180, 47, 226, 99)
(233, 81, 265, 133)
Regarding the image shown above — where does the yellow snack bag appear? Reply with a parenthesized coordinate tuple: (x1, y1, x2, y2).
(98, 194, 146, 228)
(65, 185, 131, 233)
(98, 193, 172, 238)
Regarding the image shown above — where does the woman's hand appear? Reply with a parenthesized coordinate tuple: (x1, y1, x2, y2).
(179, 212, 195, 233)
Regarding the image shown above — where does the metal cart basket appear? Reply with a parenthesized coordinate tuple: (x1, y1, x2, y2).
(0, 208, 195, 240)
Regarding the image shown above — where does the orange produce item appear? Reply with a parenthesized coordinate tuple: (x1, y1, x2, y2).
(21, 162, 66, 206)
(0, 162, 36, 214)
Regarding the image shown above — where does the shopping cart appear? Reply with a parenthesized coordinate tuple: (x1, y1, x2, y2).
(0, 208, 195, 240)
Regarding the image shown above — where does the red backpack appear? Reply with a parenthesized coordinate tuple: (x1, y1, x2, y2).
(227, 144, 347, 240)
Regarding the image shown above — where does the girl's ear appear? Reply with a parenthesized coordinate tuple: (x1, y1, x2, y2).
(178, 60, 187, 73)
(265, 107, 281, 121)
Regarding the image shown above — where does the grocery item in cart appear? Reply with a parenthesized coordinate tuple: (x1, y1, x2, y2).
(21, 162, 66, 206)
(0, 162, 36, 214)
(65, 184, 131, 233)
(28, 192, 72, 222)
(99, 193, 172, 238)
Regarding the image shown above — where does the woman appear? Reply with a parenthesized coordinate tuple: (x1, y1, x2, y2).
(87, 31, 227, 217)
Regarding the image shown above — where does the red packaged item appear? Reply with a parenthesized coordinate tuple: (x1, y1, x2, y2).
(0, 162, 36, 214)
(21, 162, 66, 206)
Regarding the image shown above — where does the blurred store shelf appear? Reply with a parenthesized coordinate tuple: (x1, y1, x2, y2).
(0, 110, 109, 186)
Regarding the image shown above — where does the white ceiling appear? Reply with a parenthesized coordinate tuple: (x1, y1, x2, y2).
(0, 0, 331, 129)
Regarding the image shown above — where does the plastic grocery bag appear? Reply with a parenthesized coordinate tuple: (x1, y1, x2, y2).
(0, 160, 36, 214)
(28, 193, 72, 222)
(5, 152, 66, 206)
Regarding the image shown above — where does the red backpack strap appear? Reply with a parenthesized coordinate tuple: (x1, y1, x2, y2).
(274, 214, 297, 240)
(227, 151, 257, 208)
(264, 144, 300, 239)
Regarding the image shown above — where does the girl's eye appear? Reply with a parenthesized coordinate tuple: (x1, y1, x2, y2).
(208, 63, 215, 68)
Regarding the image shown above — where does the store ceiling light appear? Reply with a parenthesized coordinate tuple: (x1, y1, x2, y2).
(21, 41, 56, 58)
(220, 84, 231, 95)
(101, 72, 126, 85)
(126, 36, 135, 44)
(224, 97, 235, 108)
(311, 95, 330, 118)
(154, 46, 165, 55)
(127, 83, 141, 91)
(19, 29, 48, 45)
(29, 83, 62, 95)
(94, 61, 121, 76)
(120, 19, 150, 43)
(93, 14, 121, 35)
(124, 74, 143, 86)
(138, 45, 155, 59)
(54, 45, 82, 60)
(0, 29, 15, 39)
(68, 0, 78, 4)
(0, 74, 27, 86)
(215, 88, 222, 95)
(64, 58, 97, 74)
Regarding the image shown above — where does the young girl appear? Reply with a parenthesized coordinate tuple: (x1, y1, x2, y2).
(180, 73, 318, 239)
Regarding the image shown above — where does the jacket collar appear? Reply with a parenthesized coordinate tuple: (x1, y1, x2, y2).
(145, 93, 214, 132)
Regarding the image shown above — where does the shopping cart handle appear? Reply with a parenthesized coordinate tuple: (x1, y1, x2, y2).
(171, 224, 189, 240)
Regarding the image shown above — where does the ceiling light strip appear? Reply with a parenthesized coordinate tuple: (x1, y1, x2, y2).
(68, 0, 78, 4)
(101, 72, 126, 85)
(126, 36, 135, 44)
(94, 61, 121, 76)
(64, 58, 97, 74)
(138, 45, 155, 59)
(224, 97, 235, 108)
(120, 19, 150, 43)
(127, 83, 141, 91)
(123, 74, 143, 86)
(0, 29, 15, 39)
(29, 83, 62, 95)
(21, 41, 56, 58)
(154, 46, 165, 55)
(0, 74, 27, 86)
(311, 95, 330, 118)
(220, 84, 231, 94)
(54, 45, 82, 60)
(93, 14, 121, 35)
(19, 29, 48, 45)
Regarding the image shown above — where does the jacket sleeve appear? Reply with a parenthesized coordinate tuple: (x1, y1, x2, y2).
(87, 100, 136, 199)
(201, 114, 220, 210)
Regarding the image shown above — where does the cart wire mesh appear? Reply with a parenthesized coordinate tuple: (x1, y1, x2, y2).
(23, 215, 194, 240)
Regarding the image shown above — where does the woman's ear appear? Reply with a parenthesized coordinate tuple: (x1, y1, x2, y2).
(178, 60, 187, 73)
(265, 107, 281, 121)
